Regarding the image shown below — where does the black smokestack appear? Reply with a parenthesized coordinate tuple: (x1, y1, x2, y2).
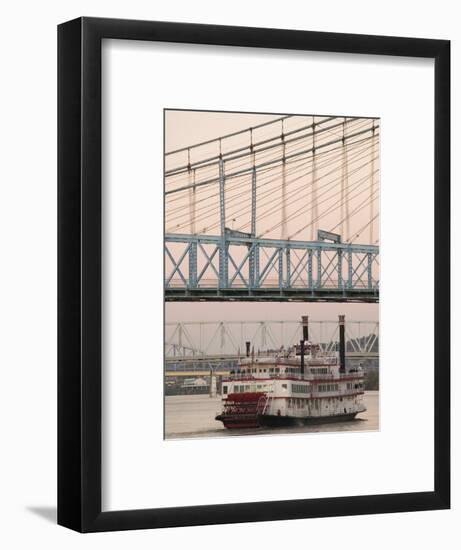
(302, 315, 309, 342)
(300, 340, 305, 375)
(339, 315, 346, 373)
(245, 341, 251, 358)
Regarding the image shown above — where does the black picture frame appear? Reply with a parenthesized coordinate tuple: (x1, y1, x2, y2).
(58, 16, 450, 532)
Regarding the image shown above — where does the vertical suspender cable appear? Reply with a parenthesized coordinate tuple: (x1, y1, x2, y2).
(250, 129, 257, 288)
(250, 128, 256, 237)
(218, 154, 227, 288)
(281, 120, 287, 240)
(342, 118, 350, 240)
(369, 121, 376, 244)
(311, 116, 318, 241)
(341, 120, 345, 238)
(192, 169, 196, 234)
(187, 148, 196, 234)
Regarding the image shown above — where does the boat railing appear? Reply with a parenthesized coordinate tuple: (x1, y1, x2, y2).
(225, 371, 363, 382)
(240, 356, 337, 365)
(309, 389, 364, 398)
(222, 388, 364, 399)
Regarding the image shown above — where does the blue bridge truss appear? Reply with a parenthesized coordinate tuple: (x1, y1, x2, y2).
(165, 231, 379, 302)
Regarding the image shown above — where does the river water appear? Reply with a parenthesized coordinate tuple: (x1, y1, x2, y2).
(165, 391, 379, 440)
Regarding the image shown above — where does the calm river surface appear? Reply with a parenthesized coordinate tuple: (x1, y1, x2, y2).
(165, 391, 379, 440)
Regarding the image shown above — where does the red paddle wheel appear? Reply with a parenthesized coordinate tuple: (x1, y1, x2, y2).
(216, 392, 267, 429)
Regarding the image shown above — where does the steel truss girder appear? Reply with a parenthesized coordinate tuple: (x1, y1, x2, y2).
(165, 233, 379, 301)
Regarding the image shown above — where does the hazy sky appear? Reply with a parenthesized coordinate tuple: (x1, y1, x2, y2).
(165, 110, 280, 153)
(166, 301, 378, 324)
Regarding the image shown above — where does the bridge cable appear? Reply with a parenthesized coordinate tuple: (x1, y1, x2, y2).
(168, 140, 377, 235)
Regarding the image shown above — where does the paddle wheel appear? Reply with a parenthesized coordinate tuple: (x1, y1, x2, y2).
(215, 392, 267, 429)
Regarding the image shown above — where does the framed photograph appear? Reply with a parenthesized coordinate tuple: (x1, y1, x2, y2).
(58, 17, 450, 532)
(164, 108, 380, 440)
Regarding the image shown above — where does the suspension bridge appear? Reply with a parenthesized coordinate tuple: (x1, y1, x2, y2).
(165, 113, 380, 302)
(165, 319, 379, 370)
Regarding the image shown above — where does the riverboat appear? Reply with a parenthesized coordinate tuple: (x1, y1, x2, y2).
(215, 315, 366, 429)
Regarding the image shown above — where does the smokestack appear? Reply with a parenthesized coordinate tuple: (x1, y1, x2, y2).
(245, 341, 251, 358)
(300, 340, 305, 375)
(302, 315, 309, 342)
(339, 315, 346, 373)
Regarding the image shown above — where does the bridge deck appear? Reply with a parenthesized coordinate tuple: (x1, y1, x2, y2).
(166, 287, 379, 302)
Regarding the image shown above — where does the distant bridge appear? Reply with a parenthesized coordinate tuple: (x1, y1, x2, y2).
(165, 319, 379, 369)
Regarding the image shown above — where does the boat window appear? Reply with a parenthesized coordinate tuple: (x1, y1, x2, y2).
(282, 384, 287, 389)
(275, 368, 280, 374)
(223, 386, 228, 394)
